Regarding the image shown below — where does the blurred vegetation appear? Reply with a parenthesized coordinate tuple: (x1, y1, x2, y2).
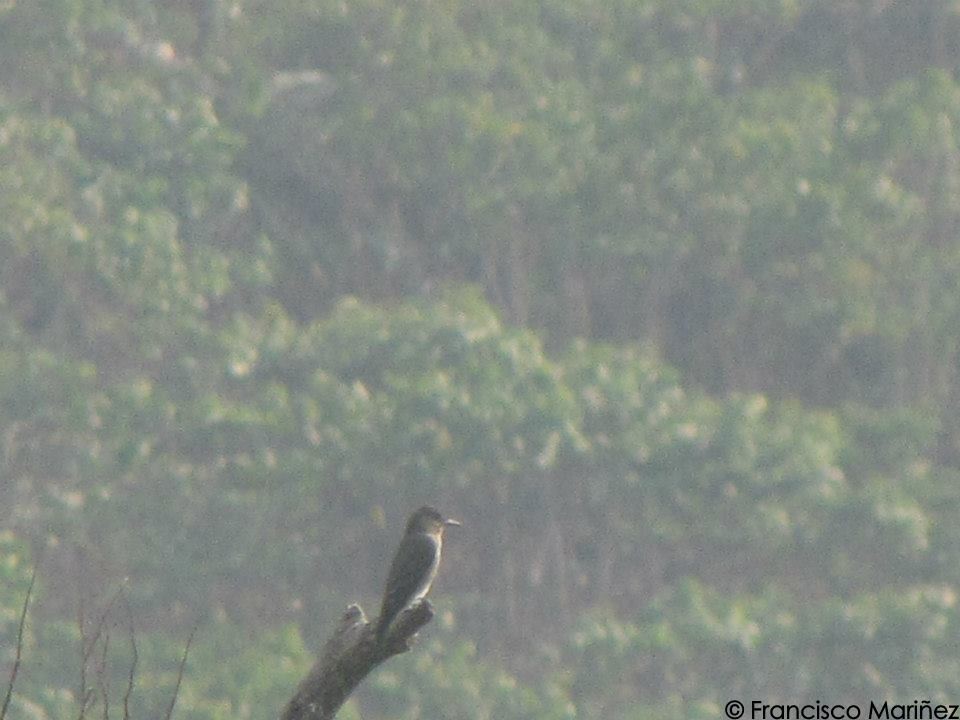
(2, 0, 960, 718)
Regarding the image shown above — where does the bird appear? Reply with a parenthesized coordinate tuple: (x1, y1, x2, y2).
(374, 505, 461, 644)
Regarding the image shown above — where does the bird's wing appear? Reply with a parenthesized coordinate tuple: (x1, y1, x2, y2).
(379, 532, 439, 619)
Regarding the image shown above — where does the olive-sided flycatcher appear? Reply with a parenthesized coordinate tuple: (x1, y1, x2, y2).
(374, 506, 460, 644)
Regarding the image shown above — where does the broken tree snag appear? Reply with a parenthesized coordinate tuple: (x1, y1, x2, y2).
(280, 600, 435, 720)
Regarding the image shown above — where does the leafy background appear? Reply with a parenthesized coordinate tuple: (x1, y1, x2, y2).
(2, 1, 960, 718)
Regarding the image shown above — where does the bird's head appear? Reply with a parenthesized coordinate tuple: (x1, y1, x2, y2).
(406, 505, 461, 536)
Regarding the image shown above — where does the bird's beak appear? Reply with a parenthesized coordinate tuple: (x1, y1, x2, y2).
(444, 518, 462, 528)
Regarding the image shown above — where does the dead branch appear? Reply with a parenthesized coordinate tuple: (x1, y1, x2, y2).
(280, 600, 435, 720)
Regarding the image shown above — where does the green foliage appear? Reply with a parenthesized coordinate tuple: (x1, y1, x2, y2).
(220, 0, 960, 435)
(366, 637, 575, 720)
(566, 581, 960, 718)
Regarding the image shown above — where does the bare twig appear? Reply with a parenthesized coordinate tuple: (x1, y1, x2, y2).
(163, 625, 197, 720)
(0, 567, 36, 720)
(77, 588, 88, 720)
(83, 590, 123, 666)
(77, 586, 123, 720)
(96, 630, 110, 720)
(120, 590, 138, 720)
